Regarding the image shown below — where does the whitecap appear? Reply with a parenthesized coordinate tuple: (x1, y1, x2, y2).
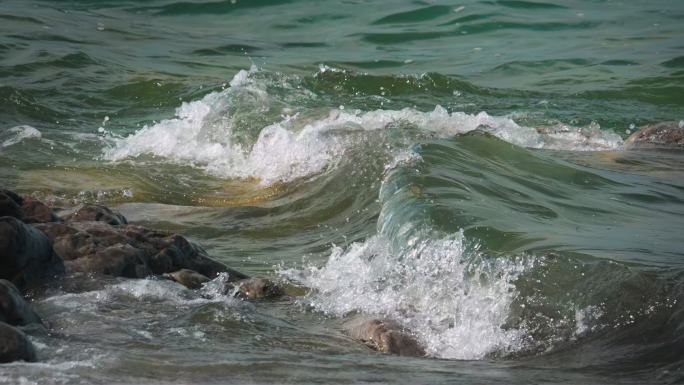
(103, 68, 625, 186)
(1, 125, 42, 148)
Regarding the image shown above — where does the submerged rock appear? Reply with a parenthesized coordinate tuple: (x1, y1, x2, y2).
(344, 317, 425, 357)
(624, 122, 684, 149)
(163, 269, 211, 289)
(0, 280, 42, 326)
(0, 216, 64, 290)
(0, 321, 37, 363)
(236, 277, 283, 300)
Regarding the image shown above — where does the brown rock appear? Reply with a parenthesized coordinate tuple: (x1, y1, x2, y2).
(46, 220, 242, 280)
(20, 198, 58, 224)
(32, 222, 78, 243)
(344, 317, 425, 357)
(66, 243, 151, 278)
(624, 121, 684, 149)
(0, 321, 37, 363)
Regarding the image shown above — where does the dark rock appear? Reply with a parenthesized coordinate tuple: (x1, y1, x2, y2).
(344, 317, 425, 357)
(0, 190, 23, 206)
(163, 269, 211, 289)
(21, 198, 58, 224)
(0, 216, 64, 290)
(625, 122, 684, 149)
(236, 277, 283, 300)
(0, 321, 37, 363)
(0, 280, 42, 326)
(60, 204, 127, 226)
(0, 191, 22, 220)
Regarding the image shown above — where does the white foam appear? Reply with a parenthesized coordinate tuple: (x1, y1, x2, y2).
(104, 68, 624, 185)
(282, 231, 533, 359)
(0, 125, 42, 148)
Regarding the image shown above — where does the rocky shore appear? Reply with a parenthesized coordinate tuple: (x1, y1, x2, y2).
(1, 187, 427, 363)
(0, 188, 300, 363)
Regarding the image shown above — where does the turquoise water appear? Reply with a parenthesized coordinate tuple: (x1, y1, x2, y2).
(1, 0, 683, 384)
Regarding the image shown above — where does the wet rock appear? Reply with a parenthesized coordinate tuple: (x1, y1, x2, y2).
(68, 243, 152, 278)
(0, 321, 37, 363)
(624, 122, 684, 149)
(0, 280, 42, 326)
(0, 216, 64, 290)
(0, 190, 23, 220)
(163, 269, 210, 289)
(32, 222, 78, 244)
(20, 198, 58, 224)
(344, 317, 425, 357)
(60, 204, 127, 226)
(236, 277, 283, 300)
(47, 221, 242, 280)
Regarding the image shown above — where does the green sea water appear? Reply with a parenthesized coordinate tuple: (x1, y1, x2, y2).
(1, 0, 683, 384)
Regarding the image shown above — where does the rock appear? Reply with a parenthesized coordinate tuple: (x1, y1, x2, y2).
(344, 317, 425, 357)
(0, 216, 64, 290)
(20, 198, 58, 224)
(60, 204, 127, 226)
(624, 122, 684, 149)
(236, 278, 283, 300)
(163, 269, 210, 289)
(70, 243, 152, 278)
(45, 221, 242, 280)
(0, 321, 37, 363)
(32, 222, 78, 244)
(0, 190, 23, 206)
(0, 280, 42, 326)
(0, 190, 22, 220)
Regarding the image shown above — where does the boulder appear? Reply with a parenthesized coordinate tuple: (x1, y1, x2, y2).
(0, 322, 37, 363)
(344, 317, 425, 357)
(163, 269, 211, 289)
(59, 204, 127, 226)
(0, 216, 64, 290)
(624, 122, 684, 149)
(0, 280, 42, 326)
(20, 198, 58, 224)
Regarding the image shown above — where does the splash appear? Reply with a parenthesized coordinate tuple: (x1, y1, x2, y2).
(283, 232, 533, 359)
(1, 125, 42, 148)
